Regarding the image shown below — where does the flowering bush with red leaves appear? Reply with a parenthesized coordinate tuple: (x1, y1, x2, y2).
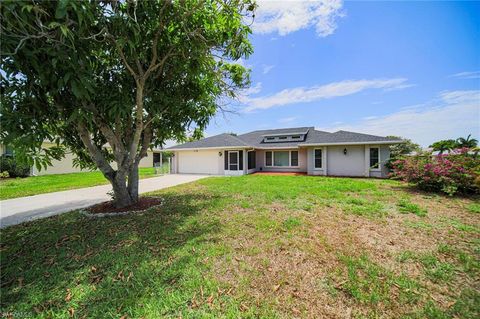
(390, 148, 480, 195)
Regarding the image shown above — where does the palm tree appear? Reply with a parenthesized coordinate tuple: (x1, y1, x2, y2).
(430, 139, 457, 154)
(456, 134, 478, 148)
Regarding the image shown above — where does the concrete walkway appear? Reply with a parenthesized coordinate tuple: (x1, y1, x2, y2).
(0, 174, 209, 228)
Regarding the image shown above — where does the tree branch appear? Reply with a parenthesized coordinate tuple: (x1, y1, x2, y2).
(76, 121, 115, 180)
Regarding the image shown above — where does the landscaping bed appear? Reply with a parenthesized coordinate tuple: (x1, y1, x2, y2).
(85, 197, 163, 215)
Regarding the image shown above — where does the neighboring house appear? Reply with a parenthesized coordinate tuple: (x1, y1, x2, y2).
(0, 142, 163, 176)
(166, 127, 402, 178)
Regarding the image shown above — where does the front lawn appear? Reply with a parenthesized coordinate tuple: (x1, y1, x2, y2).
(1, 176, 479, 318)
(0, 167, 162, 200)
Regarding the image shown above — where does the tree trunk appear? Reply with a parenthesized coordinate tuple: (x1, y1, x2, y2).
(127, 162, 140, 202)
(110, 170, 136, 208)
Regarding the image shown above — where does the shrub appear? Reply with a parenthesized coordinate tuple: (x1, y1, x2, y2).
(390, 149, 480, 196)
(0, 171, 9, 178)
(0, 155, 31, 178)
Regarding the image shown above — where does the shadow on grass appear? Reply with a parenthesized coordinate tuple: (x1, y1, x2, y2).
(1, 191, 224, 317)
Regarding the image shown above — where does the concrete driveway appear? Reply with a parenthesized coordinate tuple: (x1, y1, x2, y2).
(0, 174, 209, 228)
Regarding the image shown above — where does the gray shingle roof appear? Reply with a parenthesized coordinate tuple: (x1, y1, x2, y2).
(167, 133, 249, 149)
(166, 127, 402, 150)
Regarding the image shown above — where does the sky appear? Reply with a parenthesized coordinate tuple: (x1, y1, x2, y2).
(202, 0, 480, 147)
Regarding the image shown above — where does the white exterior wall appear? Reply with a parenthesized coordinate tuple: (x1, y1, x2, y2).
(255, 148, 307, 172)
(326, 145, 365, 177)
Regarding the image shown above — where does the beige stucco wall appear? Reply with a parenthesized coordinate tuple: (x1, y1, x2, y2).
(327, 145, 366, 177)
(306, 145, 391, 178)
(31, 143, 157, 175)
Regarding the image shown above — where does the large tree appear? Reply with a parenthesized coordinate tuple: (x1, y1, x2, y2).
(1, 0, 254, 207)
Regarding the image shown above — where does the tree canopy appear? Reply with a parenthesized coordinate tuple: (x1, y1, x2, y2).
(1, 0, 255, 207)
(386, 136, 421, 158)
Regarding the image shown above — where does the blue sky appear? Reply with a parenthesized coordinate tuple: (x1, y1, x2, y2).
(203, 0, 479, 147)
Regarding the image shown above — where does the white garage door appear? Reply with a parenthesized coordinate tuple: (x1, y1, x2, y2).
(178, 150, 220, 174)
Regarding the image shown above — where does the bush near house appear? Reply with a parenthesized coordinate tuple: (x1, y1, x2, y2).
(390, 148, 480, 196)
(0, 155, 31, 177)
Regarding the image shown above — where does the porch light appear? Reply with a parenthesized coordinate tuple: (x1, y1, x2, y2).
(219, 151, 223, 157)
(343, 148, 347, 155)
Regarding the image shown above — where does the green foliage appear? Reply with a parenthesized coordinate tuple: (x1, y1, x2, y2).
(429, 139, 458, 154)
(391, 151, 480, 195)
(1, 0, 255, 204)
(0, 155, 31, 177)
(397, 199, 427, 217)
(0, 171, 10, 178)
(387, 136, 421, 158)
(456, 134, 478, 148)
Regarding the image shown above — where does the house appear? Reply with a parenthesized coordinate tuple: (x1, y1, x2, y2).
(0, 142, 163, 176)
(166, 127, 403, 177)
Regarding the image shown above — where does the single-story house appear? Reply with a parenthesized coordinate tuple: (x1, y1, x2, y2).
(0, 142, 163, 176)
(166, 127, 403, 178)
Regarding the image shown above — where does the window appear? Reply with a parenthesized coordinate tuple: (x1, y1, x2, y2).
(314, 149, 322, 169)
(278, 136, 287, 140)
(3, 145, 14, 156)
(370, 147, 380, 169)
(265, 151, 272, 166)
(248, 151, 256, 169)
(290, 151, 298, 166)
(266, 137, 275, 141)
(153, 153, 161, 166)
(291, 135, 301, 139)
(266, 151, 299, 167)
(274, 151, 289, 166)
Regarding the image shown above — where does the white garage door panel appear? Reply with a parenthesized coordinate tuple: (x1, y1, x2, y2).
(178, 151, 220, 174)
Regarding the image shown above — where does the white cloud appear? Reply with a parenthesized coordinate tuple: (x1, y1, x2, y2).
(243, 78, 410, 112)
(237, 82, 262, 104)
(242, 82, 262, 96)
(278, 116, 299, 123)
(450, 71, 480, 80)
(254, 0, 344, 37)
(262, 64, 275, 74)
(322, 90, 480, 146)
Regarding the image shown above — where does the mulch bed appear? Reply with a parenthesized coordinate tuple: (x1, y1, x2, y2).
(87, 197, 163, 215)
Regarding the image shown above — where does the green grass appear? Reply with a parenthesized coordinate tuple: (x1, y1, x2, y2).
(1, 175, 479, 318)
(397, 199, 428, 217)
(0, 168, 160, 200)
(467, 203, 480, 214)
